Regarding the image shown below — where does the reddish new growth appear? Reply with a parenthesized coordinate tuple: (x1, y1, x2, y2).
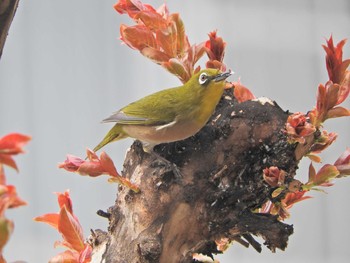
(262, 147, 350, 220)
(334, 147, 350, 177)
(115, 0, 205, 83)
(0, 133, 31, 171)
(114, 0, 256, 102)
(285, 112, 316, 144)
(34, 190, 92, 263)
(205, 31, 226, 71)
(261, 190, 311, 220)
(265, 37, 350, 220)
(286, 37, 350, 144)
(263, 166, 286, 188)
(0, 133, 30, 263)
(59, 149, 139, 192)
(310, 37, 350, 126)
(261, 167, 308, 220)
(285, 37, 350, 158)
(114, 0, 231, 83)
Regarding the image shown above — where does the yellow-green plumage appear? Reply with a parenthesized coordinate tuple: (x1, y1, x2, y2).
(93, 68, 231, 153)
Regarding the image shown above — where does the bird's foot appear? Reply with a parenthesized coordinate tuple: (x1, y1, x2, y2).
(150, 152, 182, 179)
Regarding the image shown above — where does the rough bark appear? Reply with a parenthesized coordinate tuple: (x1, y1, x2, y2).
(90, 91, 311, 263)
(0, 0, 19, 60)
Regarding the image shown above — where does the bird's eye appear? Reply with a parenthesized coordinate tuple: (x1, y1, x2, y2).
(198, 72, 209, 85)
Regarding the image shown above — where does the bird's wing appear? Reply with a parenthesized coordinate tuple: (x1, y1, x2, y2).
(103, 88, 179, 126)
(102, 111, 149, 124)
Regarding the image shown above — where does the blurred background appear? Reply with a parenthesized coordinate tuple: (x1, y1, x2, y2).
(0, 0, 349, 262)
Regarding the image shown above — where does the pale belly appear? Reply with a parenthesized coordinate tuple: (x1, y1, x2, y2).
(122, 120, 202, 146)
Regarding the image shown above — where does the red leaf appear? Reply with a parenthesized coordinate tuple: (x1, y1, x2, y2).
(0, 133, 31, 155)
(120, 24, 157, 51)
(0, 133, 31, 171)
(192, 43, 207, 66)
(205, 31, 226, 64)
(206, 60, 225, 71)
(325, 82, 340, 111)
(79, 244, 92, 263)
(326, 106, 350, 119)
(33, 213, 59, 230)
(59, 150, 138, 191)
(56, 190, 73, 214)
(135, 10, 168, 30)
(58, 205, 85, 252)
(316, 84, 327, 117)
(58, 155, 84, 172)
(309, 131, 337, 154)
(260, 190, 311, 220)
(169, 13, 189, 54)
(140, 47, 170, 63)
(58, 154, 105, 177)
(114, 0, 153, 18)
(306, 164, 339, 188)
(156, 24, 177, 57)
(233, 81, 255, 102)
(48, 250, 79, 263)
(285, 112, 316, 143)
(0, 185, 27, 216)
(263, 166, 285, 187)
(338, 70, 350, 105)
(308, 163, 317, 184)
(283, 191, 311, 209)
(0, 155, 17, 171)
(35, 191, 92, 262)
(0, 165, 5, 185)
(99, 152, 119, 177)
(204, 31, 226, 71)
(334, 148, 350, 176)
(162, 58, 190, 83)
(323, 36, 349, 84)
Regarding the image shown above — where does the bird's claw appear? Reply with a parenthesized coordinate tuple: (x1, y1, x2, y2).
(150, 153, 182, 180)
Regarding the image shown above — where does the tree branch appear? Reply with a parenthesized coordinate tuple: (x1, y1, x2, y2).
(90, 91, 300, 262)
(0, 0, 19, 60)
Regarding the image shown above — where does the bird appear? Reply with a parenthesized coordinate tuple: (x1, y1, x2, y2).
(93, 68, 232, 155)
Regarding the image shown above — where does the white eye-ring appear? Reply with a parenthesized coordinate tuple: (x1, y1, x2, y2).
(198, 72, 209, 85)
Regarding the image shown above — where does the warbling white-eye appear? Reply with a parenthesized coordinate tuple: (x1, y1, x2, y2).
(93, 68, 232, 154)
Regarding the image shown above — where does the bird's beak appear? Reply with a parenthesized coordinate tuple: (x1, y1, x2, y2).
(213, 70, 233, 82)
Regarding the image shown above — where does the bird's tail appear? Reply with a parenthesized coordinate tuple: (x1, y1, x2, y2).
(93, 124, 127, 153)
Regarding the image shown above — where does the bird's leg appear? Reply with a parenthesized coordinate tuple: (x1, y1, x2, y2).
(149, 151, 182, 179)
(140, 141, 182, 179)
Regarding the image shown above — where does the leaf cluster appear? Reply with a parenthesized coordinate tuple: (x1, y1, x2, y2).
(0, 133, 29, 263)
(34, 191, 92, 263)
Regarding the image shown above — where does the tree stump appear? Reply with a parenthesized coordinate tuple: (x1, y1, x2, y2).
(90, 90, 303, 262)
